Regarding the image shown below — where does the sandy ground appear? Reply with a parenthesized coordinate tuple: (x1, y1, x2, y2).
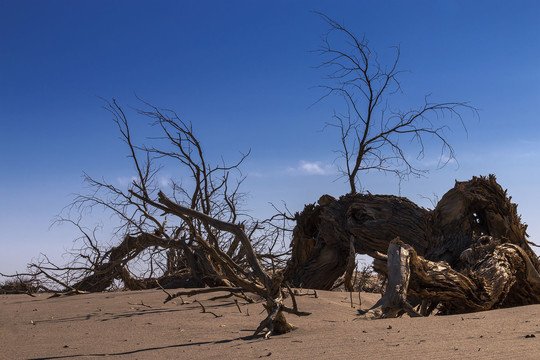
(2, 289, 540, 359)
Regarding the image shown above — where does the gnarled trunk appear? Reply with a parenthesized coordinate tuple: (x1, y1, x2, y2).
(285, 175, 540, 316)
(284, 193, 428, 289)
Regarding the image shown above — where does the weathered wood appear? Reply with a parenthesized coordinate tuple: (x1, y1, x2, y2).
(364, 239, 421, 318)
(343, 237, 356, 292)
(286, 175, 540, 317)
(363, 236, 540, 317)
(284, 193, 428, 289)
(70, 232, 225, 292)
(425, 174, 537, 267)
(156, 191, 272, 290)
(147, 191, 295, 336)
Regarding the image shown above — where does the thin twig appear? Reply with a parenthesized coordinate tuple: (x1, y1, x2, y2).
(234, 291, 256, 303)
(285, 282, 299, 313)
(155, 280, 172, 299)
(234, 299, 242, 313)
(128, 301, 152, 308)
(194, 300, 222, 318)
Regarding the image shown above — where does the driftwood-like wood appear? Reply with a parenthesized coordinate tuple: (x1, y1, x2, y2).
(365, 239, 421, 318)
(366, 237, 540, 317)
(284, 193, 428, 289)
(425, 174, 537, 267)
(285, 175, 540, 316)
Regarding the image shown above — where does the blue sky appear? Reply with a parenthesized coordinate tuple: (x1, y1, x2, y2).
(1, 1, 540, 275)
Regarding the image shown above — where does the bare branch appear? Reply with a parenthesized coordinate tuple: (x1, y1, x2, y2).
(314, 13, 477, 194)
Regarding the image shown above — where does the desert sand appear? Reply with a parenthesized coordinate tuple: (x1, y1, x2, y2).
(2, 289, 540, 359)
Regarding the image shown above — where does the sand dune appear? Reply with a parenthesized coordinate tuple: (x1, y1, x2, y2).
(2, 289, 540, 359)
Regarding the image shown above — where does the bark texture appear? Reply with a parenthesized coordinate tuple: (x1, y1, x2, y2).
(284, 194, 428, 289)
(285, 175, 540, 316)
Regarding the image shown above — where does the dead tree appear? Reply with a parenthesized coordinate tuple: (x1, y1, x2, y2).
(314, 12, 476, 194)
(285, 175, 540, 316)
(13, 99, 289, 295)
(5, 98, 303, 337)
(130, 191, 304, 336)
(284, 193, 428, 289)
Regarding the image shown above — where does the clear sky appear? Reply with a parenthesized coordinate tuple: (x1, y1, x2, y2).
(1, 1, 540, 275)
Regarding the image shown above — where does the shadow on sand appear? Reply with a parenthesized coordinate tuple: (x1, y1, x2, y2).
(27, 334, 265, 360)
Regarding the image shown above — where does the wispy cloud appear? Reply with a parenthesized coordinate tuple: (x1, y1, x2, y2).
(287, 161, 336, 176)
(249, 171, 264, 178)
(116, 176, 171, 188)
(159, 177, 171, 187)
(116, 176, 138, 186)
(417, 154, 457, 168)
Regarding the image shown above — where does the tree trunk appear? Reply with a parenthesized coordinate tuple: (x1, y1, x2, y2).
(285, 175, 540, 316)
(284, 193, 428, 289)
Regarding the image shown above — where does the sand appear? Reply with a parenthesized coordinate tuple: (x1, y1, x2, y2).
(2, 289, 540, 359)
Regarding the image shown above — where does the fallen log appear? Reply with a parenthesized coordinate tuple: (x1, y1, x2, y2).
(285, 175, 540, 316)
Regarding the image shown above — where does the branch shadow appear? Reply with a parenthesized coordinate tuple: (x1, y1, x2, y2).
(33, 307, 186, 325)
(27, 334, 264, 359)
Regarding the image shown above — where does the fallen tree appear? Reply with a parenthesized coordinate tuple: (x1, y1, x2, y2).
(284, 175, 540, 317)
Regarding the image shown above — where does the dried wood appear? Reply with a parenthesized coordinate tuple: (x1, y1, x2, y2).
(286, 175, 540, 317)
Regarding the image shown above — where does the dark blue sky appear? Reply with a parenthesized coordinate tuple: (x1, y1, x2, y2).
(1, 1, 540, 273)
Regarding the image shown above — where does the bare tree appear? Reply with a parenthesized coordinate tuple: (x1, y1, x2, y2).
(314, 12, 476, 194)
(2, 98, 303, 336)
(9, 99, 289, 292)
(130, 190, 305, 336)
